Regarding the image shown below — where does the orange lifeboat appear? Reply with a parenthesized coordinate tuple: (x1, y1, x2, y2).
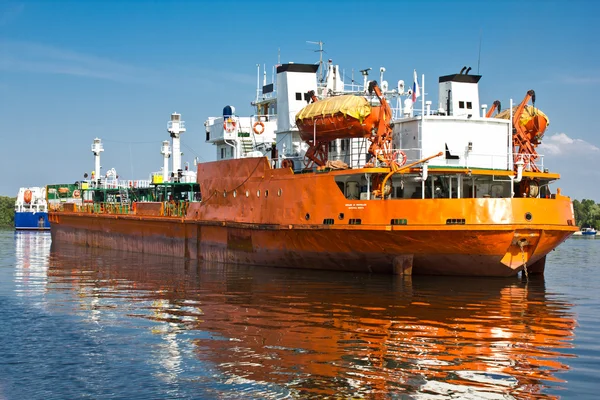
(295, 95, 381, 142)
(23, 189, 32, 204)
(495, 105, 549, 144)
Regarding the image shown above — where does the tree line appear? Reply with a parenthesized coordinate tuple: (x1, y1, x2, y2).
(0, 196, 16, 227)
(573, 199, 600, 230)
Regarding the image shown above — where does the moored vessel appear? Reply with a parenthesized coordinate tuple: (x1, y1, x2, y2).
(14, 187, 50, 230)
(572, 227, 597, 236)
(49, 49, 578, 276)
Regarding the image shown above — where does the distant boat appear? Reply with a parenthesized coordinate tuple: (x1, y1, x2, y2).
(14, 187, 50, 230)
(572, 227, 597, 236)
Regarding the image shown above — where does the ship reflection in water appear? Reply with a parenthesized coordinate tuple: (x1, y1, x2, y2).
(42, 242, 575, 399)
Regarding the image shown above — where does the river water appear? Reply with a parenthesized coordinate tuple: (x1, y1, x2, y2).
(0, 230, 598, 399)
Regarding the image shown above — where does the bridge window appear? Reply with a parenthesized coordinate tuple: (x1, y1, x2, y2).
(295, 92, 302, 101)
(459, 101, 465, 109)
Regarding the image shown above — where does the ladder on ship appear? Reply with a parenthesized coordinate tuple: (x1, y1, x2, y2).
(241, 138, 254, 155)
(118, 185, 130, 205)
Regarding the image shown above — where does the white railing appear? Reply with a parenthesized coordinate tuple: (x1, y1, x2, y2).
(513, 152, 545, 172)
(85, 179, 152, 190)
(167, 121, 185, 130)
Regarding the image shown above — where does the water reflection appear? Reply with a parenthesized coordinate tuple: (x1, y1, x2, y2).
(14, 231, 51, 296)
(45, 244, 576, 399)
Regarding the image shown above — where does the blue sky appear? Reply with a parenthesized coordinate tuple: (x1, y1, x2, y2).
(1, 0, 599, 201)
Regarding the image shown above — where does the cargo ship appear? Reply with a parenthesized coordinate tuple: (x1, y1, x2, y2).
(14, 187, 50, 230)
(49, 53, 578, 276)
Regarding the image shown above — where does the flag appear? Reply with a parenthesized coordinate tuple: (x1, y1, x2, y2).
(412, 69, 420, 103)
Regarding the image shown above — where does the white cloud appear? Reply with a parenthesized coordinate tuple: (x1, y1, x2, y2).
(0, 39, 256, 90)
(539, 133, 599, 156)
(0, 39, 161, 84)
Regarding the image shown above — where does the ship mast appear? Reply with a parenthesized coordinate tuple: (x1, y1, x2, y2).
(160, 140, 171, 182)
(167, 112, 186, 180)
(307, 40, 325, 83)
(91, 138, 103, 181)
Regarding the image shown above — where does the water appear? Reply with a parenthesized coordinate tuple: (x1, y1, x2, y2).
(0, 230, 599, 399)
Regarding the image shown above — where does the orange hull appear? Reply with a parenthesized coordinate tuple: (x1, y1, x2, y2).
(50, 157, 577, 277)
(296, 108, 381, 142)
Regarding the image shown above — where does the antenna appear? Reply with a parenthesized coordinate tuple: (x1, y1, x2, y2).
(307, 40, 325, 82)
(477, 29, 482, 74)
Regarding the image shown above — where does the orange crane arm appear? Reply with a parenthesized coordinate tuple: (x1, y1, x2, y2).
(486, 100, 501, 118)
(513, 90, 535, 127)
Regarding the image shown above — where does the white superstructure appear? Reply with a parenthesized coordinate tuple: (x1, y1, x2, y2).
(15, 187, 48, 213)
(203, 49, 547, 200)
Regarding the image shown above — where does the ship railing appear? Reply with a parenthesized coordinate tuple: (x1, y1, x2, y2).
(372, 148, 424, 167)
(84, 179, 152, 190)
(76, 202, 133, 215)
(252, 113, 277, 123)
(167, 120, 185, 130)
(326, 146, 425, 170)
(207, 114, 278, 143)
(512, 152, 545, 172)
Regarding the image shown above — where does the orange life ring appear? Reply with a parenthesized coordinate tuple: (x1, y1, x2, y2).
(253, 121, 265, 135)
(393, 150, 407, 167)
(23, 190, 32, 204)
(73, 189, 81, 198)
(223, 118, 236, 133)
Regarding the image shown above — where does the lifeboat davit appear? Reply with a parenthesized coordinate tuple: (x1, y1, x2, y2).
(295, 95, 382, 142)
(495, 105, 549, 143)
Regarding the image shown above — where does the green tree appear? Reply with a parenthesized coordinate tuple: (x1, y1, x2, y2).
(0, 196, 16, 228)
(573, 198, 600, 230)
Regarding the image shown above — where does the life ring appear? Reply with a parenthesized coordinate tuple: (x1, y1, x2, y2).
(73, 189, 81, 198)
(223, 118, 236, 133)
(281, 159, 294, 170)
(23, 189, 32, 204)
(393, 150, 407, 167)
(253, 121, 265, 135)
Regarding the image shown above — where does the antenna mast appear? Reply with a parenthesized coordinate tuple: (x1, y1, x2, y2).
(477, 29, 482, 74)
(307, 40, 325, 82)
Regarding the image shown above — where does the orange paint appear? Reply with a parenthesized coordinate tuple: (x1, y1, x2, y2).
(50, 156, 577, 277)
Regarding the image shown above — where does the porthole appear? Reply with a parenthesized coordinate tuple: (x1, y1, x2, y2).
(305, 213, 310, 220)
(278, 188, 282, 197)
(223, 190, 227, 198)
(525, 212, 532, 221)
(233, 190, 237, 198)
(338, 213, 344, 220)
(265, 190, 269, 198)
(245, 190, 249, 197)
(257, 190, 261, 197)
